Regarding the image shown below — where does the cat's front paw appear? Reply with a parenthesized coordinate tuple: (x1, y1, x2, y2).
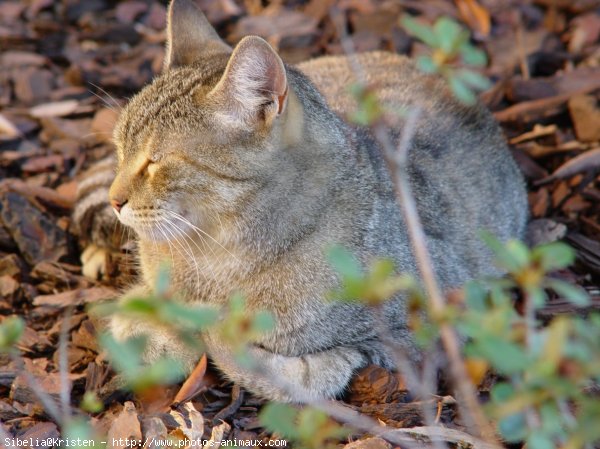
(81, 244, 111, 280)
(110, 306, 201, 374)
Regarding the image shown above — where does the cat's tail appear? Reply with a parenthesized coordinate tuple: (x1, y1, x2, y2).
(72, 155, 130, 280)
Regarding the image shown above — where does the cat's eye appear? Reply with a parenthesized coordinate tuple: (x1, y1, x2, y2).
(138, 157, 158, 178)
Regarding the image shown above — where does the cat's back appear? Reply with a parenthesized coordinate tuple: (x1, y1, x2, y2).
(297, 51, 436, 117)
(298, 51, 528, 283)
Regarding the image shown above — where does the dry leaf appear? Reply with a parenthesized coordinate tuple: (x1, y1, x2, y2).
(0, 113, 22, 138)
(510, 124, 557, 144)
(538, 148, 600, 185)
(172, 354, 208, 405)
(455, 0, 491, 36)
(465, 357, 489, 386)
(569, 94, 600, 142)
(207, 420, 231, 446)
(107, 401, 142, 449)
(29, 100, 79, 118)
(170, 401, 204, 442)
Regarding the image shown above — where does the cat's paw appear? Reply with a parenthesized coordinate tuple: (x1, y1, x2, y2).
(81, 244, 110, 280)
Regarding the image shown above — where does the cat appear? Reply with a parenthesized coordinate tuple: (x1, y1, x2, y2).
(75, 0, 528, 402)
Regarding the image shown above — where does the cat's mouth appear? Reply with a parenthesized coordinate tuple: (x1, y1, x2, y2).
(116, 205, 193, 243)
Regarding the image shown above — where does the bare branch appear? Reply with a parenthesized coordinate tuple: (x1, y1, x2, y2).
(59, 307, 74, 422)
(374, 113, 501, 446)
(10, 353, 63, 424)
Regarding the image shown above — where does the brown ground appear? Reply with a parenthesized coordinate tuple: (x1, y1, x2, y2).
(1, 0, 600, 447)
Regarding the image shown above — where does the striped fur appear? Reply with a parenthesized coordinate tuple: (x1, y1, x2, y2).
(73, 155, 124, 250)
(74, 0, 528, 402)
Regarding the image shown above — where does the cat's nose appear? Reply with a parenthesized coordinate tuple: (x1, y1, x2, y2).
(110, 198, 128, 213)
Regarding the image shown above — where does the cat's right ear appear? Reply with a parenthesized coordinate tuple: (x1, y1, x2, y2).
(164, 0, 231, 70)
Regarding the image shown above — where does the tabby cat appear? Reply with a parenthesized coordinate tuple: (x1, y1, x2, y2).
(75, 0, 528, 401)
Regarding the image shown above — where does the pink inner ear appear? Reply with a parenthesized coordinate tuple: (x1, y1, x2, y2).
(277, 86, 288, 115)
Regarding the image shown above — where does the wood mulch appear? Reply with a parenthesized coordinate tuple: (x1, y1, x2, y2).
(1, 0, 600, 447)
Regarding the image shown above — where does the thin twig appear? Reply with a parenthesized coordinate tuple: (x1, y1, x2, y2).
(371, 306, 449, 449)
(10, 352, 63, 424)
(329, 14, 452, 448)
(374, 113, 501, 446)
(386, 426, 498, 449)
(0, 423, 15, 445)
(59, 307, 74, 422)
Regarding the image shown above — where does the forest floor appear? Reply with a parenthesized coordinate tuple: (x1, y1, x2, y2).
(1, 0, 600, 448)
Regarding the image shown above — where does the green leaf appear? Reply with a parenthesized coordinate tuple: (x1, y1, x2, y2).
(491, 382, 514, 402)
(400, 16, 439, 48)
(433, 17, 465, 54)
(259, 403, 300, 439)
(475, 336, 529, 375)
(133, 357, 185, 390)
(461, 45, 488, 66)
(98, 332, 143, 377)
(545, 279, 589, 307)
(457, 69, 491, 91)
(155, 263, 172, 296)
(449, 75, 477, 105)
(80, 391, 103, 413)
(464, 281, 488, 312)
(120, 297, 158, 315)
(327, 245, 361, 279)
(161, 302, 219, 329)
(0, 316, 24, 352)
(527, 432, 555, 449)
(227, 292, 246, 316)
(252, 311, 276, 333)
(498, 413, 527, 442)
(416, 55, 439, 73)
(534, 242, 575, 271)
(505, 240, 530, 269)
(482, 232, 528, 273)
(62, 418, 104, 449)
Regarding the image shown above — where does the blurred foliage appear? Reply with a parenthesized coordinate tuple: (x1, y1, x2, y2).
(400, 15, 491, 105)
(327, 245, 416, 306)
(260, 403, 350, 449)
(327, 236, 599, 449)
(458, 238, 598, 449)
(91, 265, 275, 388)
(0, 316, 24, 353)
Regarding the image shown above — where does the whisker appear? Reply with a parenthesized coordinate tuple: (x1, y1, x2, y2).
(160, 219, 203, 288)
(162, 216, 216, 282)
(156, 222, 175, 269)
(88, 82, 123, 111)
(166, 210, 240, 263)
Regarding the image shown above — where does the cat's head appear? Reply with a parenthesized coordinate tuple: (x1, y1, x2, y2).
(108, 0, 302, 242)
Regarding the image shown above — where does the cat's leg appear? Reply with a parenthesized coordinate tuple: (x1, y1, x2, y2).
(204, 334, 367, 402)
(109, 284, 201, 373)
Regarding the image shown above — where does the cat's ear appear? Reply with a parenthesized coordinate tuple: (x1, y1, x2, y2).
(164, 0, 231, 70)
(209, 36, 288, 129)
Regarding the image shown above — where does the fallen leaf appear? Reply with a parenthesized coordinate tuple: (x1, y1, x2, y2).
(29, 100, 79, 118)
(172, 354, 208, 406)
(344, 437, 392, 449)
(537, 148, 600, 185)
(33, 287, 118, 307)
(107, 401, 142, 449)
(170, 401, 204, 441)
(510, 124, 557, 145)
(0, 113, 22, 138)
(207, 420, 231, 446)
(569, 94, 600, 142)
(455, 0, 491, 36)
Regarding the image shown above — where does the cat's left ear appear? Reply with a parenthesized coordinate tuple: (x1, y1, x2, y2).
(164, 0, 231, 70)
(208, 36, 288, 129)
